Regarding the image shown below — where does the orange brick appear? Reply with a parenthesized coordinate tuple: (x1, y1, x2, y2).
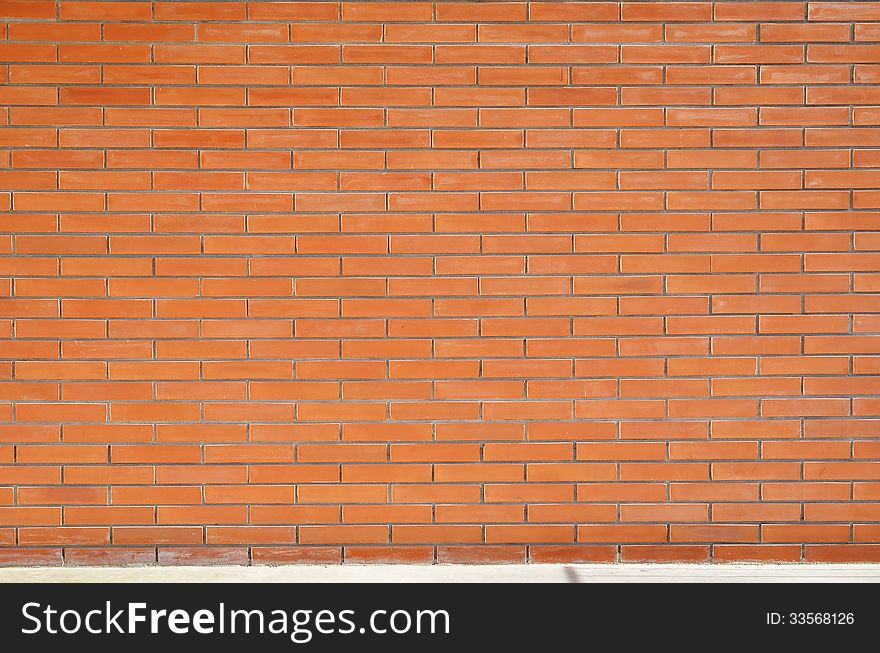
(0, 1, 877, 562)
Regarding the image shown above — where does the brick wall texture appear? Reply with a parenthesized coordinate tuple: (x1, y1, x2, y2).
(1, 0, 880, 566)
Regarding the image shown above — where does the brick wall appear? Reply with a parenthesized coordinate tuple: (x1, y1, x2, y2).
(1, 0, 879, 565)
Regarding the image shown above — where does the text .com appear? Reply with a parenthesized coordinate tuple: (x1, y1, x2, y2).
(22, 602, 451, 643)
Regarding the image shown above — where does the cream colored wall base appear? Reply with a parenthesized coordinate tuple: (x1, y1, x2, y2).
(0, 563, 878, 583)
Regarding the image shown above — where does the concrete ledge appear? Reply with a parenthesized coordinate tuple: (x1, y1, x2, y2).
(0, 563, 878, 583)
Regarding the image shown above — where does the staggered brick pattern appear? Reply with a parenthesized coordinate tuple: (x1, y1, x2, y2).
(1, 0, 880, 565)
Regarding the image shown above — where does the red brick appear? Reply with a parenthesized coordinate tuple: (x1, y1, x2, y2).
(0, 1, 875, 563)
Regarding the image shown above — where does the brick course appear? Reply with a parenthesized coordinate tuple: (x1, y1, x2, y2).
(1, 0, 880, 564)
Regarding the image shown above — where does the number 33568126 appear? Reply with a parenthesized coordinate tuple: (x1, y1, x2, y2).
(767, 612, 854, 625)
